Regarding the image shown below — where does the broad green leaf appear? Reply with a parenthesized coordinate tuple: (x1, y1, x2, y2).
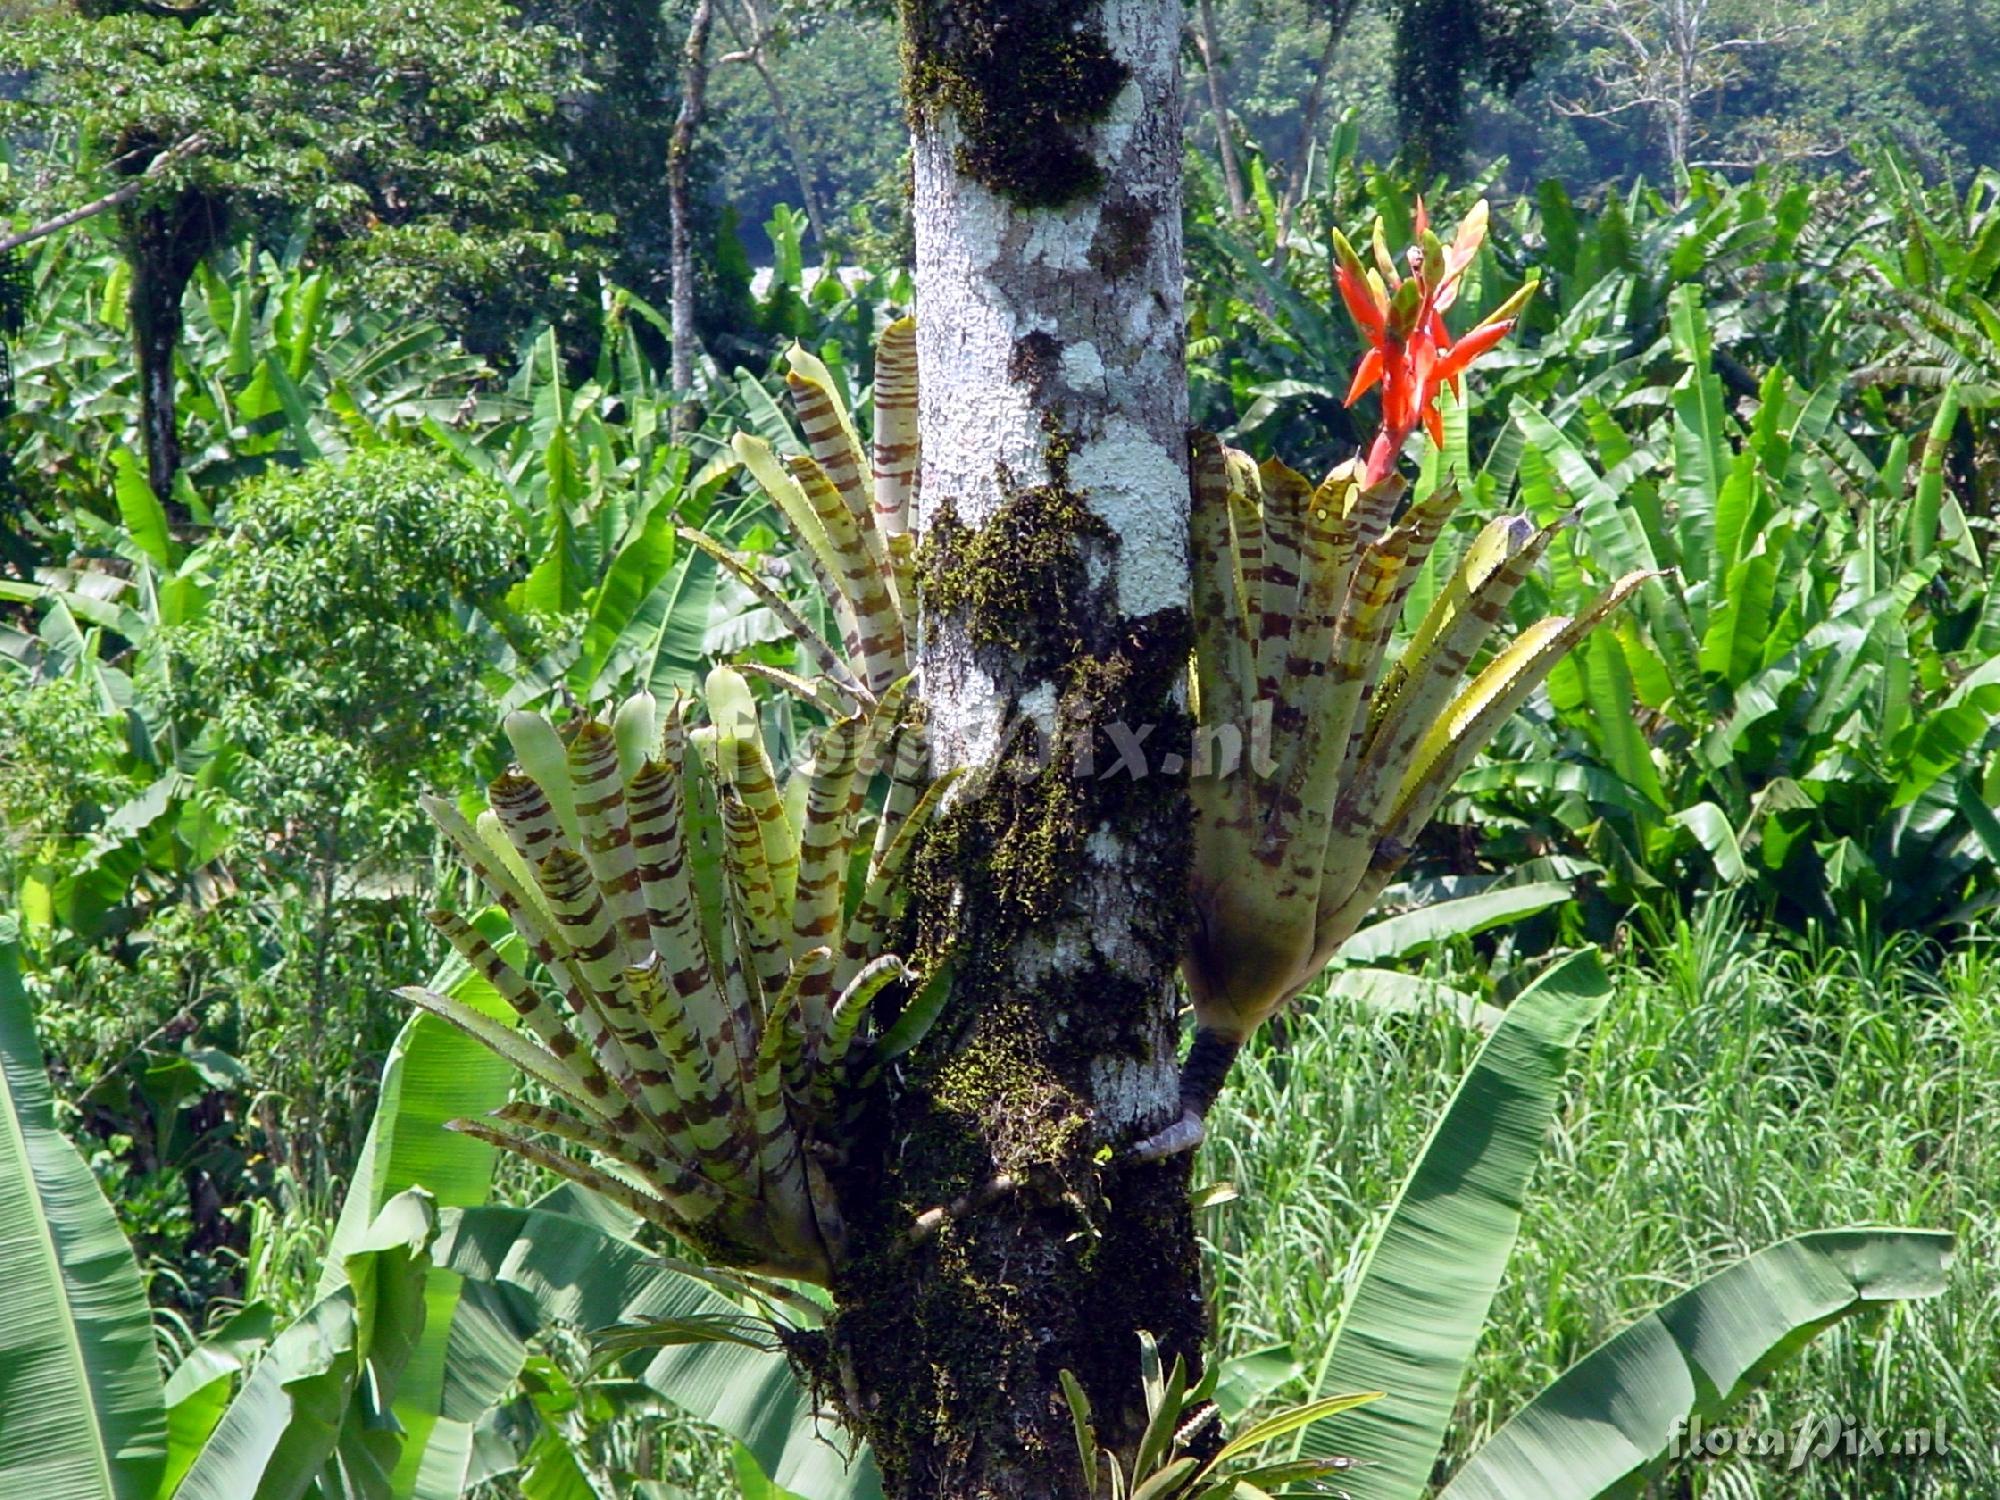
(1698, 551, 1778, 686)
(1510, 402, 1657, 576)
(158, 1304, 277, 1500)
(575, 508, 678, 694)
(0, 931, 168, 1500)
(1453, 759, 1659, 817)
(1893, 680, 2000, 809)
(1667, 802, 1748, 884)
(173, 1192, 439, 1500)
(439, 1208, 883, 1500)
(1710, 434, 1766, 585)
(732, 1441, 812, 1500)
(259, 354, 325, 464)
(1296, 951, 1614, 1495)
(316, 981, 516, 1499)
(1665, 289, 1731, 568)
(1321, 969, 1505, 1032)
(1908, 386, 1959, 563)
(1211, 1346, 1303, 1423)
(111, 448, 175, 569)
(1437, 1230, 1954, 1500)
(1580, 633, 1668, 808)
(638, 544, 720, 697)
(1956, 774, 2000, 865)
(1337, 882, 1576, 965)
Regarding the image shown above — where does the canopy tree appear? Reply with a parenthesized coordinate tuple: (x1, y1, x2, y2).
(0, 0, 594, 499)
(1385, 0, 1554, 174)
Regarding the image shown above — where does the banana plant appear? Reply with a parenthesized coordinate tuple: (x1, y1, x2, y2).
(1481, 287, 2000, 929)
(1154, 203, 1651, 1155)
(1286, 949, 1955, 1500)
(400, 681, 947, 1286)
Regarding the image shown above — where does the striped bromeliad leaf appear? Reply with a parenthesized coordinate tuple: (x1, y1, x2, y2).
(1165, 441, 1653, 1149)
(1153, 201, 1655, 1156)
(402, 683, 949, 1286)
(685, 318, 919, 710)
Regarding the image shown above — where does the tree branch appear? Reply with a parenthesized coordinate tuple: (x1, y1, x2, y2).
(0, 134, 209, 256)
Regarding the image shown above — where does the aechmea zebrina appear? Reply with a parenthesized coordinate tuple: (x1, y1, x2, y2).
(402, 684, 949, 1283)
(681, 318, 920, 715)
(1144, 203, 1654, 1158)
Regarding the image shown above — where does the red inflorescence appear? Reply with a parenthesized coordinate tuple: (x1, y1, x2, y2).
(1334, 200, 1535, 487)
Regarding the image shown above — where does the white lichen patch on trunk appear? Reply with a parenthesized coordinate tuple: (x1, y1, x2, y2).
(1068, 416, 1189, 618)
(913, 2, 1190, 817)
(911, 39, 1186, 550)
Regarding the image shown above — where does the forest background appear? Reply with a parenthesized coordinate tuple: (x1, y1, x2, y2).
(3, 0, 2000, 1495)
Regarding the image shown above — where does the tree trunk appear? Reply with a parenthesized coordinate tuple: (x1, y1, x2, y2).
(669, 0, 716, 437)
(1194, 0, 1249, 218)
(127, 213, 189, 503)
(830, 4, 1202, 1496)
(122, 185, 221, 505)
(728, 0, 832, 247)
(1274, 3, 1351, 267)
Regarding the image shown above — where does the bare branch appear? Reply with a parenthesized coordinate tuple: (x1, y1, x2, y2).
(0, 134, 209, 255)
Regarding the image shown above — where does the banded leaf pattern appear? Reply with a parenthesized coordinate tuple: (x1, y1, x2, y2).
(1162, 432, 1652, 1156)
(406, 686, 946, 1285)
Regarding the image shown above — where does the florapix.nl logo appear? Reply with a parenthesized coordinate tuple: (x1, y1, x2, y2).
(1668, 1412, 1952, 1472)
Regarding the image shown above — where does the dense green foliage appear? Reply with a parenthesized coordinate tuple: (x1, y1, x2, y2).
(1208, 910, 2000, 1497)
(0, 0, 626, 347)
(4, 6, 1999, 1492)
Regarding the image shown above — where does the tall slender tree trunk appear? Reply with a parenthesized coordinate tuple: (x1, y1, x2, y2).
(1194, 0, 1249, 218)
(121, 183, 222, 506)
(829, 4, 1203, 1496)
(126, 210, 191, 503)
(669, 0, 716, 437)
(726, 0, 832, 246)
(1274, 4, 1351, 266)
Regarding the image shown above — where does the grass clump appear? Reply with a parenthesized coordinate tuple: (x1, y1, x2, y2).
(1201, 901, 2000, 1498)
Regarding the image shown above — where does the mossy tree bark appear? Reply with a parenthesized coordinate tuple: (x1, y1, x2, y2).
(828, 5, 1203, 1497)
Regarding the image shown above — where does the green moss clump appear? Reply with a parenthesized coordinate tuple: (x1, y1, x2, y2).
(901, 0, 1130, 209)
(917, 422, 1113, 678)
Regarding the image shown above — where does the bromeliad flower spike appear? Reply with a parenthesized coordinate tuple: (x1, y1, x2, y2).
(1144, 202, 1655, 1159)
(1337, 199, 1536, 486)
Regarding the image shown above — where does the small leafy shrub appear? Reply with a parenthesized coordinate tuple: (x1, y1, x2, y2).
(180, 447, 523, 828)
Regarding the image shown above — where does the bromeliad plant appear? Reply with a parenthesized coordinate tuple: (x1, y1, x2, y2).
(1156, 202, 1654, 1153)
(1059, 1335, 1379, 1500)
(401, 319, 937, 1286)
(682, 319, 920, 713)
(401, 678, 946, 1285)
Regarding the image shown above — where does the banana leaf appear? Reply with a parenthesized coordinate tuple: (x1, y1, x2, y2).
(439, 1206, 883, 1500)
(1436, 1229, 1954, 1499)
(1294, 950, 1613, 1493)
(314, 937, 517, 1500)
(0, 930, 168, 1500)
(171, 1191, 439, 1500)
(1337, 882, 1576, 965)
